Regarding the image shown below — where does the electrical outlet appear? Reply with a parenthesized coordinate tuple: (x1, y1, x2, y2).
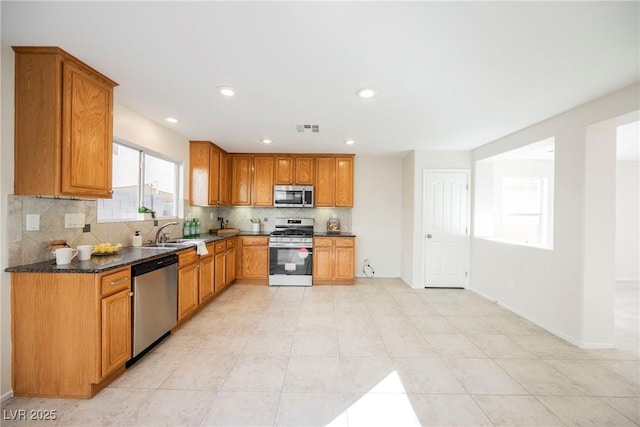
(210, 213, 214, 220)
(26, 214, 40, 231)
(363, 258, 370, 268)
(64, 213, 85, 228)
(263, 217, 268, 222)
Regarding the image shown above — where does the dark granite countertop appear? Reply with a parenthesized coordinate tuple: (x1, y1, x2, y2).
(6, 230, 355, 274)
(5, 233, 242, 274)
(313, 232, 356, 237)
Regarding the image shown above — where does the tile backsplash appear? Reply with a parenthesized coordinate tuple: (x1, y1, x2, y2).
(214, 206, 351, 234)
(7, 195, 352, 266)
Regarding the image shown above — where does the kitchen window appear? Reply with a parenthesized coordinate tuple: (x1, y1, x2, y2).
(97, 142, 179, 222)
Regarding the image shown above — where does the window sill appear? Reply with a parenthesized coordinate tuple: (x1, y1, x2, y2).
(474, 236, 553, 251)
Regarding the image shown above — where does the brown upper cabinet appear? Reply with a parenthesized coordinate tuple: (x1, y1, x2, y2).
(315, 155, 354, 207)
(189, 141, 229, 206)
(191, 151, 353, 207)
(274, 156, 314, 185)
(230, 155, 274, 206)
(13, 46, 118, 198)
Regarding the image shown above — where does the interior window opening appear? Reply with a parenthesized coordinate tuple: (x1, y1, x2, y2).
(474, 137, 555, 249)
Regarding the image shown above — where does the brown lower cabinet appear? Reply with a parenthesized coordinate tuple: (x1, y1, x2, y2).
(214, 237, 237, 292)
(313, 237, 356, 284)
(236, 236, 269, 284)
(11, 267, 132, 398)
(178, 240, 232, 323)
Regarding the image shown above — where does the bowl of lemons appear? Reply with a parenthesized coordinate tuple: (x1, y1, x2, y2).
(92, 242, 123, 256)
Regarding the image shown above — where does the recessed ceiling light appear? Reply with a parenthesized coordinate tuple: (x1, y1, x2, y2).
(165, 117, 179, 123)
(261, 139, 272, 144)
(344, 139, 355, 145)
(216, 86, 235, 97)
(356, 87, 377, 98)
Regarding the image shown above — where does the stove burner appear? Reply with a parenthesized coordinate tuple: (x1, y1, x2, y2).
(270, 229, 313, 237)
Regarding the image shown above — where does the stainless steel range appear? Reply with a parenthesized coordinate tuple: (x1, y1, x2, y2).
(269, 218, 314, 286)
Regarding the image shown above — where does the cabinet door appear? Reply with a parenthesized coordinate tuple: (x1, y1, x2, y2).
(208, 145, 221, 205)
(315, 157, 335, 207)
(101, 289, 131, 377)
(231, 155, 252, 205)
(253, 156, 274, 206)
(295, 157, 314, 185)
(313, 238, 334, 280)
(199, 256, 214, 303)
(61, 60, 113, 197)
(335, 157, 354, 207)
(178, 263, 199, 321)
(225, 241, 237, 285)
(335, 239, 355, 281)
(275, 156, 294, 185)
(214, 251, 226, 293)
(241, 245, 268, 279)
(219, 150, 229, 205)
(189, 141, 211, 206)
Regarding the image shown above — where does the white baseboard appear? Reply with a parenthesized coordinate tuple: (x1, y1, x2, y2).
(1, 389, 14, 402)
(467, 286, 615, 349)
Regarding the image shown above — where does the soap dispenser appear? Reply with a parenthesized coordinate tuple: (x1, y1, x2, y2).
(132, 231, 142, 247)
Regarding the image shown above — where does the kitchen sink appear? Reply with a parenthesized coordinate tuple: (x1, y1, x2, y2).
(141, 241, 196, 249)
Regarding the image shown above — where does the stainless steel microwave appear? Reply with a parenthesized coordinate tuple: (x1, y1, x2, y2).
(273, 185, 314, 208)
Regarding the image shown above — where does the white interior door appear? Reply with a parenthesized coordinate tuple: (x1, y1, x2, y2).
(424, 170, 469, 288)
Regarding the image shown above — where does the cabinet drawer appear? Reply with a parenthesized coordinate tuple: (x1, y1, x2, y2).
(214, 241, 226, 253)
(226, 238, 237, 249)
(178, 248, 198, 267)
(101, 267, 131, 297)
(242, 236, 268, 246)
(314, 238, 333, 247)
(335, 238, 354, 248)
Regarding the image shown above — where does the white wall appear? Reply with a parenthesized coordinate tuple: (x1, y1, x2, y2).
(114, 104, 189, 168)
(401, 150, 471, 288)
(616, 160, 640, 281)
(471, 84, 639, 348)
(1, 36, 15, 400)
(352, 156, 402, 277)
(400, 152, 416, 285)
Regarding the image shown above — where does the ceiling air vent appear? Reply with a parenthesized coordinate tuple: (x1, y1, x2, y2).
(295, 124, 320, 133)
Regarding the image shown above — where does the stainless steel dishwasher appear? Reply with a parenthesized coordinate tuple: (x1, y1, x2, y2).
(130, 254, 178, 362)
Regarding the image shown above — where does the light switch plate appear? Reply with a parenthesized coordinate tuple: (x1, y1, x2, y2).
(26, 214, 40, 231)
(64, 213, 85, 228)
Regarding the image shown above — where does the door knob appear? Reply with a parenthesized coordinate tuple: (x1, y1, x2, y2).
(426, 234, 432, 239)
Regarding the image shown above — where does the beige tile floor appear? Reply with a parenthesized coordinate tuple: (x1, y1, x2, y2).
(2, 278, 638, 426)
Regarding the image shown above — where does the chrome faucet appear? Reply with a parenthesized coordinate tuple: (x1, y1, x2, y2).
(155, 221, 179, 244)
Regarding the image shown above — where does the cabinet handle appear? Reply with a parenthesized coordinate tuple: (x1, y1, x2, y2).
(108, 189, 114, 194)
(128, 292, 134, 297)
(110, 276, 129, 286)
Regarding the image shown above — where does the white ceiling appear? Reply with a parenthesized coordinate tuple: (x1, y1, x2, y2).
(2, 1, 639, 157)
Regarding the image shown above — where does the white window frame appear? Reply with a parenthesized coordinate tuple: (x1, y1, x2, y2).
(97, 140, 180, 223)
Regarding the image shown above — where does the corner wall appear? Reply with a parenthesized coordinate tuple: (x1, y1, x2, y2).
(351, 156, 402, 278)
(470, 84, 639, 347)
(1, 32, 15, 400)
(616, 160, 640, 281)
